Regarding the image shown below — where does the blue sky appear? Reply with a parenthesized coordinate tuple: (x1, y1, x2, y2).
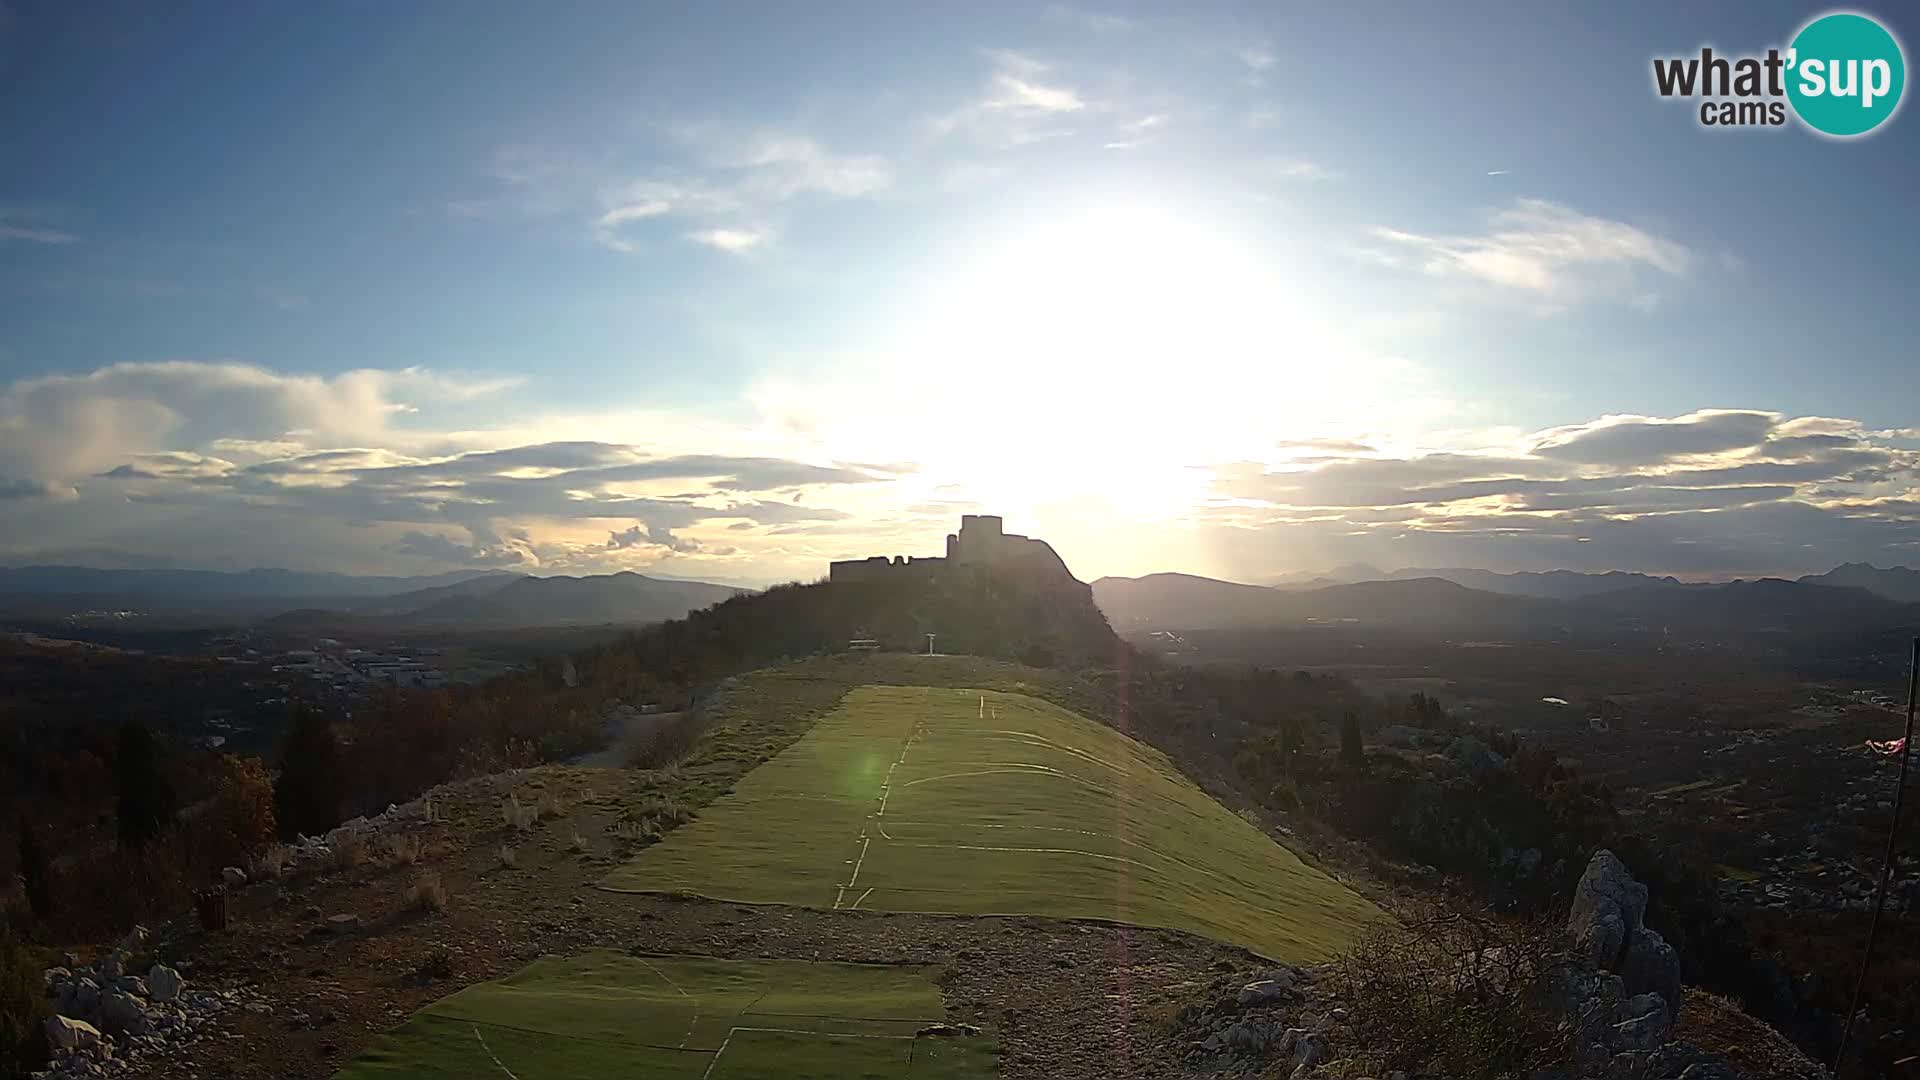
(3, 1, 1918, 583)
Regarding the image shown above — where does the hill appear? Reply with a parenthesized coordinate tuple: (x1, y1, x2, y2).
(1800, 561, 1920, 602)
(267, 571, 746, 631)
(604, 683, 1385, 960)
(0, 565, 514, 616)
(1093, 572, 1558, 635)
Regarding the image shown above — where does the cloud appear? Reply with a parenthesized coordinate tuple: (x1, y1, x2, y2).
(1207, 409, 1920, 575)
(1531, 410, 1777, 465)
(1, 220, 78, 246)
(933, 51, 1092, 147)
(687, 227, 766, 254)
(457, 122, 889, 255)
(1369, 199, 1690, 303)
(607, 521, 702, 554)
(0, 362, 517, 498)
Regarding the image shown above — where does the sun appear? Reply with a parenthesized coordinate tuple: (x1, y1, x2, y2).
(889, 199, 1310, 521)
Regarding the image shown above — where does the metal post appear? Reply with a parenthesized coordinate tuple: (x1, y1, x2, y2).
(1834, 636, 1920, 1076)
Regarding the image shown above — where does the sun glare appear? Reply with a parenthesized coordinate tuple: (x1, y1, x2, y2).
(892, 200, 1322, 521)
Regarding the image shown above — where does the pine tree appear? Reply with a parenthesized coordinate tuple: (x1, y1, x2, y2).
(115, 722, 175, 849)
(15, 815, 50, 922)
(1340, 712, 1365, 768)
(274, 708, 345, 840)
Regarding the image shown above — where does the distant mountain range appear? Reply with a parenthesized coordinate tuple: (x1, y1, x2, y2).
(1094, 564, 1917, 637)
(0, 565, 745, 629)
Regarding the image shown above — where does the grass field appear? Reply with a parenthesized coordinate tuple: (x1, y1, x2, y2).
(334, 951, 995, 1080)
(605, 685, 1386, 961)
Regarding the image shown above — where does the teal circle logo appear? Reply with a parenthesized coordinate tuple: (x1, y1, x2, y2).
(1786, 12, 1906, 137)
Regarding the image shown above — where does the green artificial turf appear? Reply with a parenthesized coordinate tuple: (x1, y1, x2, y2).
(605, 685, 1387, 961)
(334, 952, 995, 1080)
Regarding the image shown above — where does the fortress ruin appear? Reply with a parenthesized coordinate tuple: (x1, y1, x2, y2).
(828, 514, 1071, 584)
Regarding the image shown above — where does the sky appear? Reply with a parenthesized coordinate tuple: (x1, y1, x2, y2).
(3, 1, 1919, 586)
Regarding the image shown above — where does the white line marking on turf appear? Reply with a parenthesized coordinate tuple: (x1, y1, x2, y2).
(636, 957, 700, 1049)
(850, 886, 874, 910)
(472, 1024, 522, 1080)
(837, 703, 925, 906)
(703, 1024, 915, 1078)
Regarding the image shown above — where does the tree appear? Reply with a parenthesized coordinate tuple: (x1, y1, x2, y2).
(15, 815, 50, 923)
(274, 708, 345, 840)
(115, 722, 175, 849)
(1340, 712, 1365, 768)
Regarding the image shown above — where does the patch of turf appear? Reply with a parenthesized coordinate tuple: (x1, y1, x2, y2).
(605, 685, 1388, 961)
(334, 951, 993, 1080)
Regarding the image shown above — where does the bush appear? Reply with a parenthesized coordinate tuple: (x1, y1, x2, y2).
(115, 722, 175, 849)
(331, 831, 367, 870)
(1333, 908, 1571, 1079)
(182, 754, 277, 878)
(274, 709, 345, 840)
(0, 925, 48, 1080)
(408, 870, 447, 913)
(14, 817, 48, 924)
(624, 712, 708, 770)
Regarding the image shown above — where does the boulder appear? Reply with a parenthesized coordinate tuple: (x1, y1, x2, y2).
(221, 865, 248, 889)
(44, 1014, 104, 1053)
(326, 912, 361, 933)
(1620, 928, 1681, 1021)
(96, 949, 126, 982)
(100, 989, 151, 1036)
(147, 965, 184, 1003)
(1291, 1030, 1329, 1071)
(1608, 994, 1670, 1053)
(1568, 850, 1647, 969)
(1236, 978, 1295, 1007)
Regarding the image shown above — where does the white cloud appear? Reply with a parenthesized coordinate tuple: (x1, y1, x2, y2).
(687, 228, 766, 254)
(0, 220, 78, 245)
(1370, 199, 1691, 304)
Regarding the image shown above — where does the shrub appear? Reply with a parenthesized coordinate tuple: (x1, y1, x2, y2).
(1333, 908, 1571, 1079)
(624, 712, 708, 770)
(14, 817, 49, 923)
(274, 708, 345, 840)
(412, 947, 454, 981)
(408, 870, 447, 913)
(0, 924, 48, 1080)
(115, 722, 176, 850)
(48, 838, 190, 941)
(184, 754, 277, 877)
(331, 831, 367, 870)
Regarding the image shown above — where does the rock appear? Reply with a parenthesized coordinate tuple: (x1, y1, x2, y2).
(116, 975, 148, 997)
(64, 975, 102, 1017)
(1674, 1064, 1741, 1080)
(44, 965, 71, 992)
(1218, 1017, 1285, 1054)
(1291, 1030, 1328, 1070)
(96, 950, 125, 982)
(117, 925, 148, 953)
(1608, 995, 1670, 1053)
(221, 866, 248, 889)
(1568, 850, 1648, 969)
(1620, 928, 1681, 1021)
(100, 989, 151, 1036)
(1329, 1006, 1349, 1022)
(1236, 978, 1295, 1007)
(146, 965, 183, 1003)
(45, 1015, 104, 1052)
(325, 913, 360, 932)
(914, 1022, 981, 1037)
(1606, 1051, 1649, 1080)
